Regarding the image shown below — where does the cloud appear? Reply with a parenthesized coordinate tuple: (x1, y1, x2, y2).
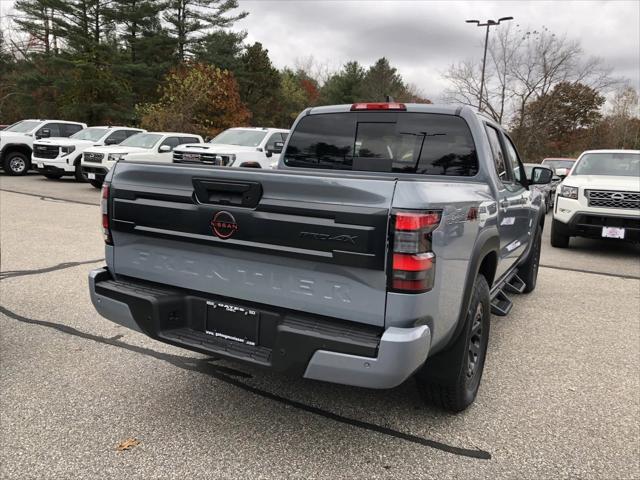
(234, 0, 640, 99)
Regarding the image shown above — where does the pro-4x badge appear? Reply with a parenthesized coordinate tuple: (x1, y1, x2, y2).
(211, 211, 238, 239)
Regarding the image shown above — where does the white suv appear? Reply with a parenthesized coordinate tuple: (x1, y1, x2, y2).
(82, 131, 204, 188)
(551, 149, 640, 247)
(33, 126, 144, 181)
(172, 127, 289, 169)
(0, 119, 87, 175)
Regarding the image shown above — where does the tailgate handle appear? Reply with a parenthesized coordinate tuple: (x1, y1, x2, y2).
(192, 178, 262, 208)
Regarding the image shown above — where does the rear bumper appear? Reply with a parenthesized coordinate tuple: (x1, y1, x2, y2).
(89, 267, 430, 389)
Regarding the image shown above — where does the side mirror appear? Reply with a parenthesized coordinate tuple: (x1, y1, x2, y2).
(530, 166, 553, 185)
(266, 141, 285, 158)
(159, 144, 172, 153)
(37, 128, 51, 139)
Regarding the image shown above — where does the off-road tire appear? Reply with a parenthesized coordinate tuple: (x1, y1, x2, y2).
(519, 227, 541, 293)
(415, 274, 490, 412)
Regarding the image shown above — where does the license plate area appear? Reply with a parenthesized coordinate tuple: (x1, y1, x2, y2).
(87, 173, 96, 180)
(602, 226, 625, 239)
(205, 301, 259, 346)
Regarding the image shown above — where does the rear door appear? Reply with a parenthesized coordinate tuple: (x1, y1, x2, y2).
(109, 163, 395, 326)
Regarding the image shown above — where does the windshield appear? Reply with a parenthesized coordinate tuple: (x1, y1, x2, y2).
(71, 127, 109, 142)
(541, 159, 574, 170)
(209, 129, 267, 147)
(4, 120, 41, 133)
(119, 133, 162, 149)
(572, 152, 640, 177)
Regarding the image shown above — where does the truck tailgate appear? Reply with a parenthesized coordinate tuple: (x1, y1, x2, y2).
(109, 163, 396, 326)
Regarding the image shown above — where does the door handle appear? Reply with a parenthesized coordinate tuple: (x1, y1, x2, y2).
(500, 200, 510, 211)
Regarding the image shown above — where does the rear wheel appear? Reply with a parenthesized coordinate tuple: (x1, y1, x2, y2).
(89, 179, 103, 189)
(550, 219, 570, 248)
(415, 274, 490, 412)
(519, 227, 541, 293)
(3, 152, 30, 176)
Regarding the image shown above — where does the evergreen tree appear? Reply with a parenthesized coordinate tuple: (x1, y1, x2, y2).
(14, 0, 57, 54)
(320, 61, 366, 104)
(192, 29, 245, 71)
(361, 57, 407, 102)
(104, 0, 168, 62)
(51, 0, 115, 55)
(236, 42, 281, 126)
(164, 0, 247, 61)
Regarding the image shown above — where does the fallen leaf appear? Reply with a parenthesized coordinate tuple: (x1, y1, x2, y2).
(116, 438, 140, 452)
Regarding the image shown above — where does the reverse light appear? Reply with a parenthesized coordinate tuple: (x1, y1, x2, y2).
(351, 102, 406, 111)
(101, 183, 112, 245)
(389, 210, 441, 293)
(560, 185, 578, 199)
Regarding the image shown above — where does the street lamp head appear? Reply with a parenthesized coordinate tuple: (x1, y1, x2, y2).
(498, 16, 514, 23)
(465, 19, 480, 24)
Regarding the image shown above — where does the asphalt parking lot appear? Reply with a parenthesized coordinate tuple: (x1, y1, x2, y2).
(1, 173, 639, 479)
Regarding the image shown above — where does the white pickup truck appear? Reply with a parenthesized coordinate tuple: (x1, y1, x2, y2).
(0, 119, 87, 175)
(33, 126, 144, 181)
(552, 149, 640, 247)
(172, 127, 289, 169)
(81, 131, 203, 188)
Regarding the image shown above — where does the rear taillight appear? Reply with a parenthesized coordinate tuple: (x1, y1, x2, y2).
(389, 210, 441, 293)
(101, 182, 112, 245)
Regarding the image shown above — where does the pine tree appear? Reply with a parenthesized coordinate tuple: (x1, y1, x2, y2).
(163, 0, 247, 61)
(14, 0, 57, 54)
(320, 61, 366, 104)
(361, 57, 407, 102)
(236, 42, 281, 126)
(104, 0, 167, 62)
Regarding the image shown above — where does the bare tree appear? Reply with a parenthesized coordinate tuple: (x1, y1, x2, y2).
(444, 24, 617, 127)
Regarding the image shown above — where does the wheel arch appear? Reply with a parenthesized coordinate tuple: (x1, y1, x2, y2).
(428, 228, 500, 364)
(1, 144, 32, 161)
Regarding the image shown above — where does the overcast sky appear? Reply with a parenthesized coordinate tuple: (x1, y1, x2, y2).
(1, 0, 638, 101)
(234, 0, 640, 101)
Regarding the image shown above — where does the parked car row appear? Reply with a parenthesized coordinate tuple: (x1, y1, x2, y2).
(0, 119, 290, 188)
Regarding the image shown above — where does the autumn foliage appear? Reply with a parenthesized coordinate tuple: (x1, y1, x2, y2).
(137, 63, 251, 139)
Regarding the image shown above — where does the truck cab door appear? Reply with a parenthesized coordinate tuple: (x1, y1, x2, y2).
(485, 125, 526, 280)
(501, 133, 533, 262)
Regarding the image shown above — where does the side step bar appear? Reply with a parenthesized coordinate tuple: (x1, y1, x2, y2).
(491, 290, 513, 316)
(504, 273, 526, 294)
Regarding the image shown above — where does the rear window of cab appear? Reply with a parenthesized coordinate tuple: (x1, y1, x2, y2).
(283, 112, 478, 176)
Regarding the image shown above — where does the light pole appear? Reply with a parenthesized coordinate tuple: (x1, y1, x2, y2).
(465, 17, 513, 112)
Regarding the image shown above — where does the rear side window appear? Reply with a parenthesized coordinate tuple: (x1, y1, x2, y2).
(105, 130, 128, 144)
(284, 112, 478, 176)
(61, 123, 83, 136)
(485, 125, 508, 183)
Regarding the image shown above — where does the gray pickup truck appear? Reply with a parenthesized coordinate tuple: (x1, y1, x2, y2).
(89, 103, 552, 412)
